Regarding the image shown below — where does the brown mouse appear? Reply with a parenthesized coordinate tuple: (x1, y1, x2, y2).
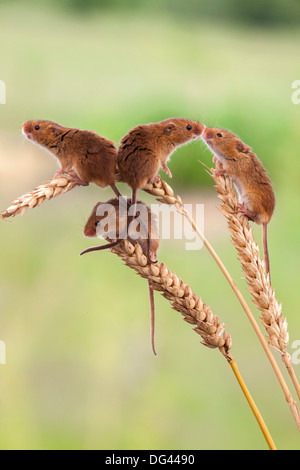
(117, 118, 205, 215)
(81, 197, 160, 355)
(202, 127, 275, 277)
(22, 120, 122, 198)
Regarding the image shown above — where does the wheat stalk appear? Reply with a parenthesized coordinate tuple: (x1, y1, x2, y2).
(112, 238, 232, 355)
(0, 176, 79, 219)
(109, 238, 276, 449)
(0, 173, 277, 447)
(212, 172, 300, 399)
(143, 177, 300, 430)
(0, 172, 294, 442)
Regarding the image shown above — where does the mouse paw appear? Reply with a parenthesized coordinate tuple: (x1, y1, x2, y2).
(236, 204, 256, 221)
(150, 174, 162, 184)
(162, 163, 172, 179)
(54, 165, 74, 178)
(213, 168, 226, 177)
(68, 171, 89, 186)
(148, 250, 157, 264)
(53, 169, 65, 178)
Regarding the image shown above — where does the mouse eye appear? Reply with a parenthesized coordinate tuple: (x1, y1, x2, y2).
(95, 221, 100, 227)
(186, 124, 192, 131)
(35, 125, 40, 131)
(217, 133, 222, 138)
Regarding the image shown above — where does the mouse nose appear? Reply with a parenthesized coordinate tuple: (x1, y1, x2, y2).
(22, 122, 33, 134)
(84, 227, 94, 237)
(194, 123, 205, 136)
(204, 128, 213, 140)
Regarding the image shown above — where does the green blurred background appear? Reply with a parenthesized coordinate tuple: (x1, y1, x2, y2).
(0, 0, 299, 450)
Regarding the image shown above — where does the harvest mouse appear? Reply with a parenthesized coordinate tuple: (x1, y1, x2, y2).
(202, 127, 275, 276)
(117, 118, 204, 216)
(22, 120, 122, 198)
(81, 197, 160, 355)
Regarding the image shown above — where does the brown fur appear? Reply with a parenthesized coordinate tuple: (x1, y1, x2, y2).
(22, 120, 117, 188)
(83, 198, 159, 355)
(202, 127, 275, 276)
(203, 127, 275, 225)
(117, 118, 204, 190)
(83, 198, 159, 262)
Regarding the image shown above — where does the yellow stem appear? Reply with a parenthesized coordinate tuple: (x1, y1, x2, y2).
(180, 206, 300, 431)
(282, 352, 300, 402)
(227, 355, 277, 450)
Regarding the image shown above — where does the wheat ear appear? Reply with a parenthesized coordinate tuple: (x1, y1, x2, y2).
(212, 171, 300, 402)
(112, 239, 276, 449)
(113, 239, 232, 355)
(0, 176, 79, 219)
(0, 174, 276, 448)
(110, 238, 276, 449)
(143, 178, 300, 430)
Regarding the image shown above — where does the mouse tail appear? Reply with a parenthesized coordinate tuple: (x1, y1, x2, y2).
(110, 183, 122, 198)
(148, 281, 157, 356)
(130, 187, 155, 264)
(80, 239, 121, 256)
(111, 184, 132, 214)
(131, 189, 137, 218)
(147, 232, 158, 265)
(262, 223, 270, 280)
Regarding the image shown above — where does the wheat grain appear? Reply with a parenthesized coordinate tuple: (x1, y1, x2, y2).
(212, 172, 300, 402)
(213, 174, 287, 349)
(1, 172, 298, 433)
(108, 237, 277, 448)
(111, 239, 232, 357)
(1, 177, 79, 219)
(143, 177, 290, 354)
(0, 172, 279, 446)
(143, 177, 300, 429)
(143, 177, 291, 357)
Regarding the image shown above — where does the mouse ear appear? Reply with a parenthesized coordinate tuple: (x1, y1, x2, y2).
(243, 144, 251, 154)
(163, 122, 176, 135)
(236, 140, 252, 154)
(51, 125, 63, 137)
(236, 141, 245, 153)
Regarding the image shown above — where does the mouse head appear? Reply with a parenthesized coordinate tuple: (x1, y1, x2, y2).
(84, 198, 159, 260)
(202, 127, 251, 158)
(160, 118, 204, 146)
(84, 202, 101, 238)
(22, 120, 66, 146)
(84, 199, 120, 239)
